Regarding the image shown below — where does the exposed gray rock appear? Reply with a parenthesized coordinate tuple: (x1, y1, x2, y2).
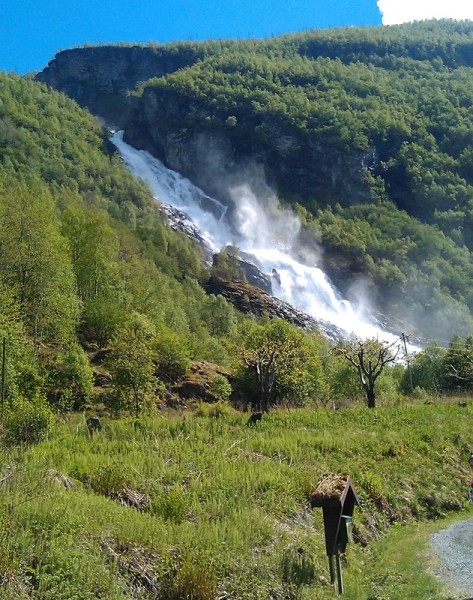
(158, 202, 214, 264)
(158, 206, 274, 292)
(237, 258, 272, 294)
(204, 276, 345, 342)
(37, 45, 204, 128)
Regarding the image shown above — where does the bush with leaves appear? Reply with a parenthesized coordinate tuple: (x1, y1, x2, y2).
(154, 328, 191, 380)
(400, 342, 446, 395)
(82, 296, 127, 347)
(441, 334, 473, 392)
(43, 343, 94, 411)
(208, 373, 232, 403)
(3, 396, 54, 445)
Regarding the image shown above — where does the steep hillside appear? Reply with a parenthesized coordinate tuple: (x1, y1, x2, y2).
(37, 20, 473, 339)
(0, 72, 247, 413)
(1, 72, 342, 418)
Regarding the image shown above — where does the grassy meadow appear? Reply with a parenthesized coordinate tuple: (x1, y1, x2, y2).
(0, 402, 472, 599)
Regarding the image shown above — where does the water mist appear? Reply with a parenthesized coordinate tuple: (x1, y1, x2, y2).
(111, 131, 402, 344)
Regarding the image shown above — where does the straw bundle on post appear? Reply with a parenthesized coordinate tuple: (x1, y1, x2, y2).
(309, 474, 348, 507)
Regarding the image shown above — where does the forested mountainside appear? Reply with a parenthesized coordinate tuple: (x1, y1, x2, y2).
(2, 26, 473, 598)
(38, 19, 473, 340)
(1, 72, 341, 419)
(0, 73, 211, 345)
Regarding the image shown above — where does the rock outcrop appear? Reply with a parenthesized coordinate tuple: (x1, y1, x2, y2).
(204, 276, 344, 342)
(158, 202, 214, 264)
(170, 361, 232, 403)
(37, 45, 204, 128)
(37, 46, 374, 206)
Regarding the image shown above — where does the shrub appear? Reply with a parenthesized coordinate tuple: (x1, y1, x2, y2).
(56, 343, 94, 410)
(411, 386, 430, 401)
(73, 462, 131, 497)
(159, 552, 217, 600)
(82, 296, 127, 347)
(3, 396, 54, 445)
(151, 484, 192, 523)
(193, 400, 230, 418)
(208, 374, 232, 402)
(154, 329, 191, 379)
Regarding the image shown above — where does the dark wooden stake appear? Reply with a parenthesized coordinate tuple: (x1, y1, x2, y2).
(328, 555, 335, 584)
(335, 552, 344, 594)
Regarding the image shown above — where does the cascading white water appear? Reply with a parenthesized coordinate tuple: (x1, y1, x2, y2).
(111, 130, 400, 343)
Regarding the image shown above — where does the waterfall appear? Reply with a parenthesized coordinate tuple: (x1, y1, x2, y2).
(111, 131, 402, 344)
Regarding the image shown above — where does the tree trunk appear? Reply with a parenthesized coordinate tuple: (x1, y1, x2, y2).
(261, 393, 270, 413)
(252, 398, 261, 413)
(366, 386, 376, 409)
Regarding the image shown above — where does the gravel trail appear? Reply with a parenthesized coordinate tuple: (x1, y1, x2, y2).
(431, 517, 473, 599)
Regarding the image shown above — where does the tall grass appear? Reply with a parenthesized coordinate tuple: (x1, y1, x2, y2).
(0, 404, 471, 598)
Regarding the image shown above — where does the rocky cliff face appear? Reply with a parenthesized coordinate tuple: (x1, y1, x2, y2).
(124, 82, 374, 205)
(37, 46, 203, 127)
(37, 46, 374, 206)
(204, 276, 344, 342)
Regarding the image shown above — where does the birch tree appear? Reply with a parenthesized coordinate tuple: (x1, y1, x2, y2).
(0, 179, 79, 345)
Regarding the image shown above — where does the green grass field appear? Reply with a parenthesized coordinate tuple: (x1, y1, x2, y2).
(0, 403, 471, 599)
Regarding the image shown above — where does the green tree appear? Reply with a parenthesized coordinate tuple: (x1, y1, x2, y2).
(202, 294, 238, 338)
(108, 313, 159, 417)
(327, 355, 365, 404)
(0, 179, 80, 345)
(154, 327, 191, 379)
(82, 296, 127, 347)
(238, 319, 325, 412)
(61, 204, 121, 301)
(55, 343, 94, 410)
(0, 287, 43, 406)
(401, 342, 446, 394)
(211, 247, 247, 283)
(442, 334, 473, 392)
(3, 395, 54, 445)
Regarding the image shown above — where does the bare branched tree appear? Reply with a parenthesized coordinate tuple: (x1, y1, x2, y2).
(446, 354, 473, 382)
(336, 337, 400, 408)
(443, 335, 473, 391)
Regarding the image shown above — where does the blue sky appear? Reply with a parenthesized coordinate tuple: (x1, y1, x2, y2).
(1, 0, 473, 75)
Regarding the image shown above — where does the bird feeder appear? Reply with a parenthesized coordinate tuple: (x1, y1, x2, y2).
(309, 475, 360, 594)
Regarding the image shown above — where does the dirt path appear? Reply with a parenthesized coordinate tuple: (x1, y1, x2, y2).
(431, 517, 473, 599)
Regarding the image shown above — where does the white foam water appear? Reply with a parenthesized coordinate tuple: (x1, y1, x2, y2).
(111, 130, 403, 344)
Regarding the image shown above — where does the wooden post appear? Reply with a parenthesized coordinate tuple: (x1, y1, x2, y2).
(335, 552, 344, 594)
(328, 555, 335, 584)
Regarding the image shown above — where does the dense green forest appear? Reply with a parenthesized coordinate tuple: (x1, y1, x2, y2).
(2, 21, 473, 426)
(0, 66, 471, 423)
(134, 20, 473, 340)
(38, 19, 473, 340)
